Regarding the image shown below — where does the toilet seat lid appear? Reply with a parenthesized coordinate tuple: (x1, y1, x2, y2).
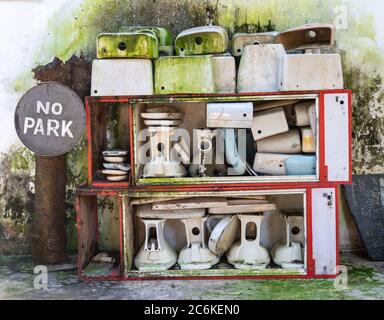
(208, 216, 239, 256)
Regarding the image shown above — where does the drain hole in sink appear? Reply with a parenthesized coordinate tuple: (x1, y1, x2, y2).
(195, 36, 203, 45)
(118, 42, 127, 50)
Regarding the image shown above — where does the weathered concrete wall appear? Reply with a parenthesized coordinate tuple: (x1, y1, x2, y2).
(1, 0, 383, 254)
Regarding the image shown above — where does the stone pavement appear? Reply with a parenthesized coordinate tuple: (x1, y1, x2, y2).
(0, 252, 383, 300)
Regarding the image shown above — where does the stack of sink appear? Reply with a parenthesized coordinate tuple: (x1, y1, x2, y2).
(91, 26, 173, 96)
(236, 23, 343, 92)
(156, 26, 236, 94)
(90, 23, 343, 96)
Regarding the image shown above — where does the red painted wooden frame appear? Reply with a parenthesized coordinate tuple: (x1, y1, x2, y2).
(85, 100, 134, 188)
(76, 190, 125, 281)
(75, 185, 339, 281)
(85, 90, 352, 190)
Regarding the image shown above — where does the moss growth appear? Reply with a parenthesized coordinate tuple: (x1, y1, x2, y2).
(97, 32, 159, 59)
(125, 267, 303, 278)
(0, 147, 34, 232)
(155, 56, 216, 94)
(65, 137, 88, 251)
(343, 62, 384, 172)
(196, 265, 384, 300)
(55, 270, 74, 281)
(98, 196, 120, 252)
(106, 104, 121, 150)
(12, 71, 36, 94)
(4, 0, 384, 256)
(175, 29, 228, 55)
(30, 0, 383, 173)
(83, 261, 114, 276)
(9, 147, 35, 173)
(120, 26, 173, 46)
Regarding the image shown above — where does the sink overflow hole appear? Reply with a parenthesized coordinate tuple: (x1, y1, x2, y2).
(118, 42, 127, 51)
(195, 36, 203, 45)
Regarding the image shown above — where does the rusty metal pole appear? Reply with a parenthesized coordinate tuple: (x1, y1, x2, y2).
(30, 56, 91, 264)
(32, 155, 67, 264)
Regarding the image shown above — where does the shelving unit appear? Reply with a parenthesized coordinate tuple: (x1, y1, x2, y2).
(76, 90, 352, 281)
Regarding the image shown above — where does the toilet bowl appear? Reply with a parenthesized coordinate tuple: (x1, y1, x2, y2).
(227, 214, 270, 269)
(142, 126, 187, 178)
(143, 155, 187, 178)
(135, 206, 206, 271)
(271, 213, 305, 269)
(178, 217, 219, 270)
(134, 219, 178, 271)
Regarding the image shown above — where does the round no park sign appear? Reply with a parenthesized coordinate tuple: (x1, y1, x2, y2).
(14, 82, 86, 156)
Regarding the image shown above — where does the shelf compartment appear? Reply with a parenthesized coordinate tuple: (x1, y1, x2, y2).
(85, 100, 133, 187)
(76, 192, 125, 280)
(132, 94, 319, 186)
(85, 91, 351, 189)
(125, 190, 309, 278)
(75, 185, 339, 280)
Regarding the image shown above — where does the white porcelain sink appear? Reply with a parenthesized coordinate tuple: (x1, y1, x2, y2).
(237, 44, 286, 92)
(278, 54, 344, 91)
(91, 59, 153, 96)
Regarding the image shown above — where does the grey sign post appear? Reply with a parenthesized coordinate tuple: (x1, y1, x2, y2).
(14, 82, 86, 156)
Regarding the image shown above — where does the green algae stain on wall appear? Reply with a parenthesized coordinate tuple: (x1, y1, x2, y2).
(4, 0, 383, 255)
(39, 0, 345, 60)
(0, 147, 35, 255)
(40, 0, 382, 173)
(215, 0, 343, 35)
(339, 13, 384, 173)
(97, 197, 121, 252)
